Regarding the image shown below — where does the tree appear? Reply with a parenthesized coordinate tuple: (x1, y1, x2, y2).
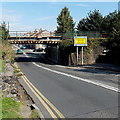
(77, 10, 103, 31)
(105, 11, 120, 64)
(101, 11, 118, 33)
(55, 7, 75, 65)
(55, 7, 75, 38)
(1, 21, 9, 40)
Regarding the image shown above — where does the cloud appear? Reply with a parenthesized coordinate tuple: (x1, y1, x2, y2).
(9, 23, 35, 31)
(9, 22, 56, 32)
(73, 18, 79, 22)
(2, 8, 22, 23)
(35, 16, 54, 21)
(6, 10, 15, 13)
(2, 8, 16, 14)
(76, 3, 89, 7)
(2, 14, 22, 22)
(49, 2, 90, 8)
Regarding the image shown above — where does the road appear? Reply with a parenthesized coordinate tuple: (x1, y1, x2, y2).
(16, 50, 119, 118)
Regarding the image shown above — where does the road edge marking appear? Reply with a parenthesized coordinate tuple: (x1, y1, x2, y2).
(23, 75, 64, 118)
(22, 75, 58, 118)
(21, 74, 64, 118)
(17, 53, 65, 118)
(32, 62, 119, 93)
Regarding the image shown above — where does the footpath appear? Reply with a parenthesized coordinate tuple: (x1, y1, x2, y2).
(24, 48, 120, 73)
(78, 63, 120, 73)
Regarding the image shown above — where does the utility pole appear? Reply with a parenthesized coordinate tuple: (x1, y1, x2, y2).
(8, 22, 9, 38)
(8, 22, 9, 32)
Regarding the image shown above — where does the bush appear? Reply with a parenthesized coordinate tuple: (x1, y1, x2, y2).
(1, 40, 15, 62)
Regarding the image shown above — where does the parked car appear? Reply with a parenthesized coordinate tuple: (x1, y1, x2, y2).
(17, 49, 23, 54)
(33, 48, 43, 52)
(20, 45, 26, 49)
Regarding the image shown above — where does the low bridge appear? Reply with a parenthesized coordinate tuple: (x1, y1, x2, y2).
(8, 31, 62, 45)
(8, 37, 62, 44)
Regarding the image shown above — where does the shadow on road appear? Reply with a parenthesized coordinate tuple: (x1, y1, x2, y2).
(15, 52, 120, 76)
(15, 52, 57, 65)
(73, 68, 120, 75)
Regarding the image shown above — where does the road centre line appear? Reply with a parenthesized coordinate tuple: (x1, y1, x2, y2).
(21, 73, 64, 118)
(32, 62, 120, 93)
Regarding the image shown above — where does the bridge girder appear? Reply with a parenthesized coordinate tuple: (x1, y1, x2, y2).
(8, 40, 61, 44)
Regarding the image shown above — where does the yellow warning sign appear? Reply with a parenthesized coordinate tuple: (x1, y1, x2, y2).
(75, 38, 86, 44)
(74, 36, 87, 46)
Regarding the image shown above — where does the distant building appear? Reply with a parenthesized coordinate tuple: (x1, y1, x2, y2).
(31, 29, 55, 49)
(24, 29, 54, 38)
(37, 29, 54, 38)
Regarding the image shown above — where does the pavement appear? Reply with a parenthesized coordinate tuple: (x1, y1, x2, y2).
(78, 63, 120, 73)
(18, 47, 120, 73)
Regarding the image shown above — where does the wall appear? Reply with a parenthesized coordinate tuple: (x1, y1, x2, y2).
(68, 46, 105, 65)
(46, 45, 105, 66)
(46, 46, 59, 64)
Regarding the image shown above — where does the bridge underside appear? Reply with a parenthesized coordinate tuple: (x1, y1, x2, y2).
(8, 40, 61, 44)
(8, 35, 62, 44)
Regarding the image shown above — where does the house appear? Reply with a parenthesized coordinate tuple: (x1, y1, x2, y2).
(37, 29, 54, 38)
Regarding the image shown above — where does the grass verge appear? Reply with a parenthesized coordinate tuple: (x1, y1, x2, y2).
(30, 109, 40, 118)
(0, 59, 6, 72)
(2, 97, 22, 118)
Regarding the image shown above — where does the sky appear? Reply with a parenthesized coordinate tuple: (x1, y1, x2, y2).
(1, 1, 119, 32)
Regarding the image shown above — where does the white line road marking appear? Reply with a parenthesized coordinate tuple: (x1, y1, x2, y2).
(23, 52, 119, 93)
(32, 62, 119, 93)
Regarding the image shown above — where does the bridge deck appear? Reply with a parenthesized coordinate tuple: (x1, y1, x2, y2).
(8, 39, 61, 44)
(8, 35, 62, 44)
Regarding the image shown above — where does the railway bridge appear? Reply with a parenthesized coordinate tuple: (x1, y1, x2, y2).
(8, 31, 62, 45)
(8, 31, 62, 63)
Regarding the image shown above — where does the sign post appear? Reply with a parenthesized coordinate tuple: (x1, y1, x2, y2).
(81, 46, 83, 65)
(74, 36, 87, 65)
(76, 46, 79, 65)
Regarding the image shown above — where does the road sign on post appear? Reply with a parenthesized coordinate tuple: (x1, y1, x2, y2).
(74, 36, 87, 65)
(74, 36, 87, 46)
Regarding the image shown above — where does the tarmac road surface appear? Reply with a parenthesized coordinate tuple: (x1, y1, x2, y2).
(16, 52, 119, 118)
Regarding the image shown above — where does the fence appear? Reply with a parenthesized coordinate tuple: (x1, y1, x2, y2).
(55, 31, 108, 39)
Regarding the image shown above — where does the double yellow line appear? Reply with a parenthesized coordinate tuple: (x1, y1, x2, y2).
(21, 73, 64, 119)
